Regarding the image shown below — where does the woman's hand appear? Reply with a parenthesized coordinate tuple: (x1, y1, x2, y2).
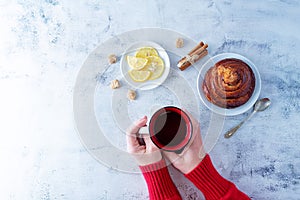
(126, 116, 162, 166)
(163, 112, 206, 174)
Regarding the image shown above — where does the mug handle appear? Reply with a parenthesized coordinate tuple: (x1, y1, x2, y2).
(137, 126, 148, 145)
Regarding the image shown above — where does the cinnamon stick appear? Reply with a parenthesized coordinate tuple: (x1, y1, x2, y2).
(177, 41, 208, 71)
(188, 41, 204, 55)
(179, 49, 208, 71)
(192, 44, 208, 57)
(177, 42, 204, 64)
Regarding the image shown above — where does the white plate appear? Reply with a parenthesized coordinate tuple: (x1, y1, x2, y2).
(120, 41, 170, 90)
(197, 53, 261, 116)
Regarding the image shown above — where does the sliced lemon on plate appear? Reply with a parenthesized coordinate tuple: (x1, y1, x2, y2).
(143, 56, 165, 80)
(127, 56, 148, 70)
(128, 70, 151, 82)
(135, 47, 158, 58)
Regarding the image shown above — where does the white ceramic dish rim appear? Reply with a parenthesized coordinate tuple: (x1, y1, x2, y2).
(197, 53, 261, 116)
(120, 41, 170, 90)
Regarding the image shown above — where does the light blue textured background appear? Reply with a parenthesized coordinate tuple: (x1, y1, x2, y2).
(0, 0, 299, 199)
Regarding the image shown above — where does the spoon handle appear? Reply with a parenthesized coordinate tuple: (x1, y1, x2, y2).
(224, 111, 256, 138)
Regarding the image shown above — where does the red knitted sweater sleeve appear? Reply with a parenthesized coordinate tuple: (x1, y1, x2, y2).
(185, 154, 250, 200)
(139, 159, 182, 200)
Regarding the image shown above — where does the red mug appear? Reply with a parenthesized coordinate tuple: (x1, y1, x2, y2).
(139, 106, 193, 154)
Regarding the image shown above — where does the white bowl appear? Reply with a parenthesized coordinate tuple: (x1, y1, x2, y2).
(197, 53, 261, 116)
(120, 41, 170, 90)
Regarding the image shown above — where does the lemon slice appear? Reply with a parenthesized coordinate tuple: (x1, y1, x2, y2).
(129, 70, 151, 82)
(127, 56, 148, 70)
(143, 56, 165, 80)
(135, 47, 158, 58)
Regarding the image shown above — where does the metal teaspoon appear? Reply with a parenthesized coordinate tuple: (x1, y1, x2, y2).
(224, 98, 271, 138)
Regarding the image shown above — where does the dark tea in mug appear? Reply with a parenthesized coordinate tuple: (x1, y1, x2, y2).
(148, 106, 192, 153)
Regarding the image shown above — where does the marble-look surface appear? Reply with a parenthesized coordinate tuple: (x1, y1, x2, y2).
(1, 0, 300, 199)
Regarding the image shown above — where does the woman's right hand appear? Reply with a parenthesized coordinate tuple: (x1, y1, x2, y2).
(163, 112, 206, 174)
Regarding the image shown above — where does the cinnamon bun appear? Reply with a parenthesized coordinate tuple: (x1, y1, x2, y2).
(202, 58, 255, 108)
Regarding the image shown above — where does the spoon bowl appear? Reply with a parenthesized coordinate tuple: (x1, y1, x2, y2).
(254, 98, 271, 112)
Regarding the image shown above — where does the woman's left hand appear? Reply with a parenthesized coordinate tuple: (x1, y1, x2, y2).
(126, 116, 162, 166)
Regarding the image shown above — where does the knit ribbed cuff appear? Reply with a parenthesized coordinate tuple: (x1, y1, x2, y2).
(140, 159, 181, 200)
(139, 158, 166, 172)
(185, 154, 231, 200)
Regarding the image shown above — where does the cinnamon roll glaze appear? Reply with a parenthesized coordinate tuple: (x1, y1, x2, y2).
(202, 58, 255, 108)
